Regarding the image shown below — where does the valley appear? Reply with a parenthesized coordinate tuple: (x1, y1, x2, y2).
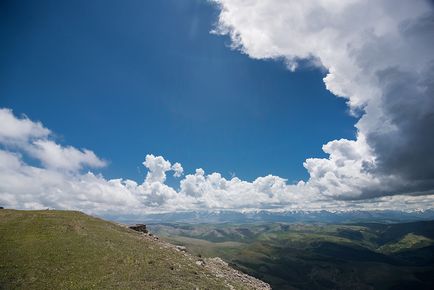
(151, 221, 434, 289)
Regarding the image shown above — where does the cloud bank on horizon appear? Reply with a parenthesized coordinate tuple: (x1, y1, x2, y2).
(0, 108, 433, 216)
(1, 0, 434, 216)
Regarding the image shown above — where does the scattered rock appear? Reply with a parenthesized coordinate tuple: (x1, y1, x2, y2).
(175, 245, 187, 252)
(203, 257, 271, 290)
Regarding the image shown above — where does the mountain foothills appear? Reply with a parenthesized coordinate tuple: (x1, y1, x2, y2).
(151, 220, 434, 290)
(1, 209, 434, 289)
(0, 210, 269, 290)
(118, 210, 434, 224)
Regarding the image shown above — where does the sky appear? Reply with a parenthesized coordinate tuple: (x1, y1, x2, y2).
(0, 0, 355, 183)
(1, 0, 434, 217)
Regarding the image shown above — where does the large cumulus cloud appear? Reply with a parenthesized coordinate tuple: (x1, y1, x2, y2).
(212, 0, 434, 199)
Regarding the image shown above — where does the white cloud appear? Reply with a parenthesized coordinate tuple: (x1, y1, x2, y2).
(0, 108, 50, 143)
(0, 150, 140, 214)
(28, 140, 106, 171)
(171, 162, 184, 178)
(0, 108, 106, 172)
(143, 154, 173, 183)
(212, 0, 434, 199)
(143, 154, 184, 183)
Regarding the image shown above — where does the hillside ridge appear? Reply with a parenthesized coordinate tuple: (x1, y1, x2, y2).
(0, 209, 270, 290)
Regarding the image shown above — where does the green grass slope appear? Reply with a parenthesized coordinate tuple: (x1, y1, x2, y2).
(0, 210, 242, 290)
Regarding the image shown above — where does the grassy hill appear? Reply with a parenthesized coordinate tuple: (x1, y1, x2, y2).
(151, 222, 434, 290)
(0, 210, 266, 290)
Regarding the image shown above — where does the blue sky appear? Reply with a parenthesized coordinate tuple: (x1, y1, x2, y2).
(1, 0, 432, 215)
(0, 0, 355, 184)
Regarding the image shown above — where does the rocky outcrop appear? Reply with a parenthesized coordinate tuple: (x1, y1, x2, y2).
(128, 224, 148, 233)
